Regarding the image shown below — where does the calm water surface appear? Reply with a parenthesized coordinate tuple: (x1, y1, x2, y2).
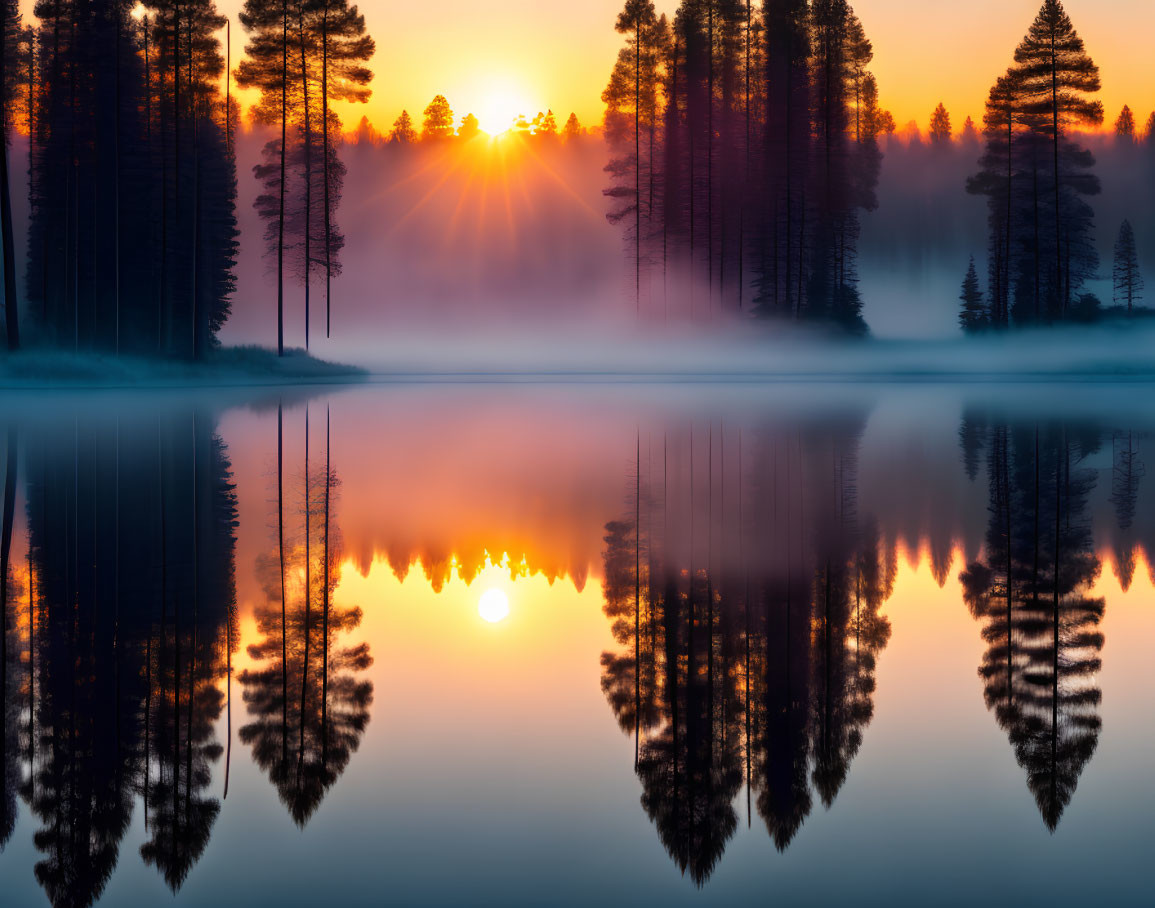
(0, 384, 1152, 906)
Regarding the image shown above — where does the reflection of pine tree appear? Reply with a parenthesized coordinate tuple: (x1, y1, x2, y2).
(240, 416, 371, 826)
(138, 422, 238, 891)
(635, 567, 742, 887)
(18, 412, 237, 904)
(1109, 431, 1143, 532)
(600, 421, 892, 879)
(1, 427, 18, 851)
(960, 422, 1104, 830)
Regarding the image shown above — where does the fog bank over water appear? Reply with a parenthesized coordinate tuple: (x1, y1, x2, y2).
(324, 321, 1155, 378)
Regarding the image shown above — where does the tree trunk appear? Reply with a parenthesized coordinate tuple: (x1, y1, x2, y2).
(299, 8, 311, 351)
(322, 9, 331, 338)
(277, 0, 287, 356)
(1, 21, 20, 351)
(278, 403, 287, 762)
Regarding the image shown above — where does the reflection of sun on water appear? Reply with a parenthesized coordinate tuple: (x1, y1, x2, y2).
(478, 587, 511, 623)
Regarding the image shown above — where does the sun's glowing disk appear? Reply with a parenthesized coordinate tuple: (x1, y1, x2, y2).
(478, 588, 510, 623)
(476, 84, 532, 136)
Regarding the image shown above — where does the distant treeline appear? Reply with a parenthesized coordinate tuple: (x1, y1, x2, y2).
(347, 95, 589, 145)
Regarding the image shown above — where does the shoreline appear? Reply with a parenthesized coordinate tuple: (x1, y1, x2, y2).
(0, 345, 367, 390)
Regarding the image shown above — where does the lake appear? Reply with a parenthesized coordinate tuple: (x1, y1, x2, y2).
(0, 382, 1151, 906)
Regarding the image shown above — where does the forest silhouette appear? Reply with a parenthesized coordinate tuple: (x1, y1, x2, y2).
(0, 0, 1152, 356)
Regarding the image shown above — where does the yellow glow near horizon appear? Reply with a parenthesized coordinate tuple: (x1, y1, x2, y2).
(16, 0, 1155, 138)
(478, 587, 511, 623)
(475, 82, 534, 136)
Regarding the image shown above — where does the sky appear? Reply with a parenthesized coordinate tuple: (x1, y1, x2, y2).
(13, 1, 1148, 134)
(208, 0, 1155, 135)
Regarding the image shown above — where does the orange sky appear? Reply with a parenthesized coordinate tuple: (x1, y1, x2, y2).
(16, 1, 1150, 133)
(207, 0, 1151, 135)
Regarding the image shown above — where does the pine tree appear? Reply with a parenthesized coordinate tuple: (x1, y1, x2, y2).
(420, 94, 453, 139)
(603, 0, 659, 314)
(458, 112, 479, 140)
(533, 109, 558, 136)
(959, 256, 987, 332)
(1114, 104, 1135, 142)
(563, 111, 582, 138)
(237, 0, 297, 356)
(1113, 220, 1143, 313)
(0, 0, 19, 350)
(314, 0, 373, 339)
(1013, 0, 1103, 318)
(929, 102, 951, 146)
(350, 114, 382, 145)
(960, 115, 980, 145)
(388, 109, 415, 143)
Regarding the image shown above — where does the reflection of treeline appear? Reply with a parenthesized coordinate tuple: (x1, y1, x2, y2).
(0, 412, 238, 905)
(240, 406, 372, 827)
(959, 418, 1104, 830)
(603, 0, 889, 331)
(601, 420, 892, 883)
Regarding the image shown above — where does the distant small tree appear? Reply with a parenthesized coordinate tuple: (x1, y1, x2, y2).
(1115, 105, 1136, 141)
(1146, 111, 1155, 143)
(421, 95, 454, 140)
(563, 112, 582, 139)
(512, 113, 531, 135)
(351, 115, 383, 146)
(458, 112, 480, 140)
(959, 257, 987, 332)
(929, 103, 952, 145)
(388, 110, 416, 144)
(960, 115, 979, 145)
(533, 109, 558, 136)
(1113, 220, 1143, 312)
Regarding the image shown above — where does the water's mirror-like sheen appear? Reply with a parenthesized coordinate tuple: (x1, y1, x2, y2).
(0, 385, 1152, 907)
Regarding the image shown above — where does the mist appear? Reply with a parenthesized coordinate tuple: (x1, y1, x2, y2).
(203, 125, 1155, 371)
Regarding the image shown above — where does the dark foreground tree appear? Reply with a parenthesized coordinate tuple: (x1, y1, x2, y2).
(24, 0, 236, 357)
(967, 1, 1103, 327)
(1, 0, 20, 350)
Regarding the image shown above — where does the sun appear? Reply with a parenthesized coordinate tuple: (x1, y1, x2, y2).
(475, 81, 533, 136)
(478, 588, 511, 623)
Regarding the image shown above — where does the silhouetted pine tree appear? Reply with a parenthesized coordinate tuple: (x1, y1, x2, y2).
(23, 0, 236, 358)
(1114, 105, 1135, 142)
(1011, 0, 1103, 321)
(420, 94, 453, 139)
(968, 3, 1103, 330)
(959, 256, 986, 332)
(928, 102, 951, 146)
(603, 1, 661, 314)
(388, 109, 415, 143)
(0, 0, 20, 350)
(1112, 219, 1143, 312)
